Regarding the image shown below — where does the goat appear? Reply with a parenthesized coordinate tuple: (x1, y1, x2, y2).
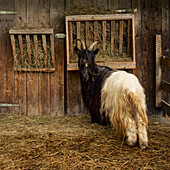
(75, 40, 148, 149)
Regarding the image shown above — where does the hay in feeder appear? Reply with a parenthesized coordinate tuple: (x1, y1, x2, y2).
(0, 113, 169, 169)
(65, 5, 134, 63)
(14, 34, 53, 69)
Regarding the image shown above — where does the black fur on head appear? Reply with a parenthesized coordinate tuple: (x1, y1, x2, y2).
(75, 40, 99, 82)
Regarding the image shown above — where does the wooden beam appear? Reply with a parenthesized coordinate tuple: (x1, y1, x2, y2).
(162, 100, 170, 116)
(14, 68, 55, 72)
(161, 80, 170, 93)
(9, 28, 54, 34)
(94, 21, 98, 41)
(155, 35, 162, 107)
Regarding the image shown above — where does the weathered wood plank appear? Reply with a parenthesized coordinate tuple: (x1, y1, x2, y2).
(94, 21, 98, 41)
(155, 35, 162, 107)
(102, 21, 106, 51)
(42, 35, 48, 68)
(162, 100, 170, 116)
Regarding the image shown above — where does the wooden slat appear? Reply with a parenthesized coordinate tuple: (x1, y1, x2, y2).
(9, 28, 54, 34)
(68, 22, 73, 60)
(18, 35, 24, 67)
(119, 21, 123, 54)
(85, 22, 89, 47)
(94, 21, 98, 41)
(50, 34, 55, 67)
(10, 35, 17, 67)
(161, 80, 170, 93)
(161, 57, 170, 68)
(76, 22, 81, 49)
(66, 14, 133, 21)
(33, 35, 39, 67)
(127, 20, 131, 55)
(162, 100, 170, 116)
(67, 61, 136, 71)
(102, 21, 106, 51)
(25, 35, 32, 67)
(14, 68, 55, 72)
(42, 35, 48, 68)
(111, 21, 115, 55)
(155, 35, 162, 107)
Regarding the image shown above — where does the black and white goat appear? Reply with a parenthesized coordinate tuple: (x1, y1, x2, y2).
(75, 40, 148, 149)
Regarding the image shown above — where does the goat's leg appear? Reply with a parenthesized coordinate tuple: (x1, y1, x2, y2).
(125, 117, 137, 146)
(136, 115, 148, 149)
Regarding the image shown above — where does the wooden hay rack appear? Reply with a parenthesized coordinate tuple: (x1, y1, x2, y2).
(66, 14, 136, 70)
(9, 28, 55, 72)
(155, 35, 170, 116)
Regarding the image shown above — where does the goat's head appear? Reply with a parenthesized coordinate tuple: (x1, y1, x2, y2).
(75, 40, 99, 82)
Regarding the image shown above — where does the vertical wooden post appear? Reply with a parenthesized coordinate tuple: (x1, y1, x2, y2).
(42, 35, 47, 68)
(68, 22, 73, 60)
(102, 21, 106, 51)
(10, 35, 17, 68)
(111, 21, 115, 55)
(76, 22, 81, 49)
(119, 21, 123, 55)
(18, 35, 24, 67)
(33, 35, 39, 67)
(26, 35, 32, 67)
(155, 35, 162, 107)
(50, 34, 55, 67)
(85, 22, 89, 47)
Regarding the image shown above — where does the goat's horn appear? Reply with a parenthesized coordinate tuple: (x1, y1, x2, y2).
(88, 41, 98, 51)
(77, 39, 86, 49)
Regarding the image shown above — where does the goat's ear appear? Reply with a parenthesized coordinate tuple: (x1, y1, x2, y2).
(75, 46, 80, 54)
(93, 49, 99, 55)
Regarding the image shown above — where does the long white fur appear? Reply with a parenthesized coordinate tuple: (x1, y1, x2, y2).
(101, 71, 148, 149)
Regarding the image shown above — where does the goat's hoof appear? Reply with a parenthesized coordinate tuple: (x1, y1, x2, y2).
(139, 142, 148, 150)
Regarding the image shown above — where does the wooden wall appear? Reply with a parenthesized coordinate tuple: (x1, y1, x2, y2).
(0, 0, 169, 115)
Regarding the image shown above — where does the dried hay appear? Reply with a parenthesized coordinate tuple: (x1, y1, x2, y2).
(0, 113, 169, 169)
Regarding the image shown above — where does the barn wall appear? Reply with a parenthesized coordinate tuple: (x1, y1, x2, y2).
(0, 0, 169, 115)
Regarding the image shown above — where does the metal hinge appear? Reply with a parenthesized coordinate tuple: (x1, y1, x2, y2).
(55, 33, 66, 39)
(0, 11, 18, 15)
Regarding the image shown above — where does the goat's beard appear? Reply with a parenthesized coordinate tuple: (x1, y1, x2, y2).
(81, 69, 90, 82)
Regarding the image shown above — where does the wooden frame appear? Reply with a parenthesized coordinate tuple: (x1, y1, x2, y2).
(9, 28, 55, 72)
(66, 14, 136, 71)
(155, 35, 170, 116)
